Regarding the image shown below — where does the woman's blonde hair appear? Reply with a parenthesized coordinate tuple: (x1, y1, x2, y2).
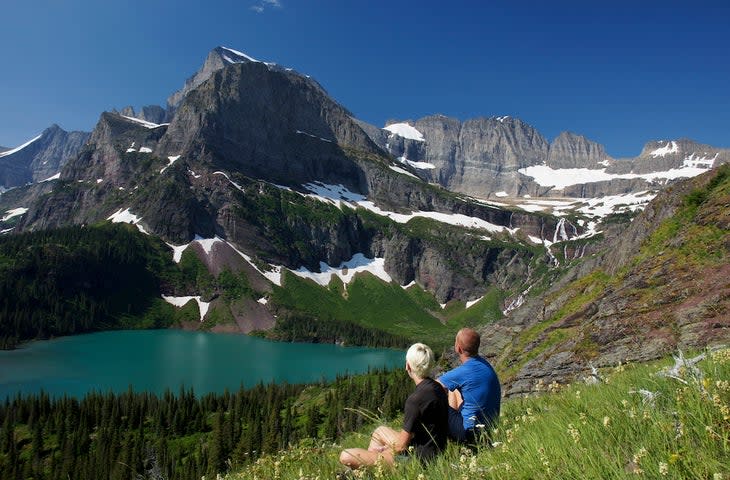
(406, 343, 436, 378)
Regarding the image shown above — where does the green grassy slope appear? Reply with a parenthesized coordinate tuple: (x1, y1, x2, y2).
(269, 271, 507, 350)
(225, 347, 730, 479)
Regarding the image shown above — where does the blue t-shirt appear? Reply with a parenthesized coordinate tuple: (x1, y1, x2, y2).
(438, 356, 501, 430)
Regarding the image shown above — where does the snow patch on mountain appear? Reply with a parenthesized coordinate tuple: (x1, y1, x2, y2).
(573, 191, 655, 218)
(300, 182, 516, 235)
(166, 242, 189, 263)
(0, 134, 42, 158)
(161, 295, 210, 321)
(291, 253, 391, 286)
(213, 171, 245, 192)
(40, 173, 61, 182)
(650, 141, 679, 157)
(466, 296, 484, 308)
(160, 155, 180, 174)
(519, 163, 709, 189)
(220, 46, 260, 63)
(2, 207, 28, 221)
(107, 208, 149, 234)
(121, 115, 167, 129)
(384, 123, 425, 142)
(389, 165, 419, 178)
(397, 156, 436, 170)
(193, 235, 222, 255)
(683, 152, 718, 169)
(226, 241, 283, 286)
(296, 130, 333, 143)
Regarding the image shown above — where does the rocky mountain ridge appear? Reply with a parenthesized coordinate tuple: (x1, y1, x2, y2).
(360, 116, 730, 199)
(6, 53, 581, 306)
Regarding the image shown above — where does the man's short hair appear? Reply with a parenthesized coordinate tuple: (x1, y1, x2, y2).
(406, 343, 436, 378)
(457, 328, 480, 357)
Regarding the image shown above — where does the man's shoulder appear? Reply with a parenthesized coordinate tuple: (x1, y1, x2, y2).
(473, 356, 498, 374)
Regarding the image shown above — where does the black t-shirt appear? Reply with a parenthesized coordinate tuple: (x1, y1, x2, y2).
(402, 377, 449, 461)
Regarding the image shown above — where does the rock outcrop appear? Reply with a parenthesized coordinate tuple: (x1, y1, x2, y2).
(547, 131, 610, 169)
(479, 166, 730, 395)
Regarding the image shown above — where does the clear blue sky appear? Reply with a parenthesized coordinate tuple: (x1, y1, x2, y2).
(1, 0, 728, 157)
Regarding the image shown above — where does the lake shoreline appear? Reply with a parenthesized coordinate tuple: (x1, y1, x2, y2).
(0, 329, 405, 400)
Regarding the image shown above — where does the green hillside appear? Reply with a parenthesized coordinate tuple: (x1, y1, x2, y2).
(226, 348, 730, 479)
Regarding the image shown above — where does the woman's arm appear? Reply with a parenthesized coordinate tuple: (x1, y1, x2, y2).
(369, 426, 413, 454)
(391, 429, 413, 454)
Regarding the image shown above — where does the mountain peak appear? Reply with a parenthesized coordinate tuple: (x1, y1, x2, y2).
(215, 46, 263, 65)
(167, 46, 313, 111)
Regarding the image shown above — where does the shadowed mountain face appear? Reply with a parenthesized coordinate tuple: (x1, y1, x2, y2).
(158, 61, 382, 190)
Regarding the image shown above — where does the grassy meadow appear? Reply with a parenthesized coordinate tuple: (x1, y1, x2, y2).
(223, 348, 729, 479)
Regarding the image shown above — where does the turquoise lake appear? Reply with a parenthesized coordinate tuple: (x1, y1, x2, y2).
(0, 330, 405, 398)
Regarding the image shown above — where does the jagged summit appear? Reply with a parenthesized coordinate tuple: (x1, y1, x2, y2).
(217, 46, 260, 64)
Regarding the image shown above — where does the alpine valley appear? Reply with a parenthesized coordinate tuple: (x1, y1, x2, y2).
(1, 46, 729, 393)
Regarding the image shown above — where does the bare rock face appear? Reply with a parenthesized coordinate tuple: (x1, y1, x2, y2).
(360, 115, 730, 199)
(608, 139, 730, 174)
(166, 47, 236, 110)
(363, 116, 619, 197)
(158, 60, 381, 190)
(0, 125, 89, 188)
(480, 167, 730, 396)
(369, 115, 550, 198)
(547, 131, 610, 169)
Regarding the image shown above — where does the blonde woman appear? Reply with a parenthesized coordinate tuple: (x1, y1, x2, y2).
(339, 343, 448, 469)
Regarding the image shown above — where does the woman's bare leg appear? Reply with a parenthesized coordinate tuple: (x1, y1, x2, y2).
(340, 425, 398, 469)
(339, 448, 395, 469)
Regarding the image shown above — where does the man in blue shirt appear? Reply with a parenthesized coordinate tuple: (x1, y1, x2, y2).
(437, 327, 501, 443)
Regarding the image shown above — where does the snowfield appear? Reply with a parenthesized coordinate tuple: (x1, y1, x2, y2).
(518, 163, 710, 190)
(383, 123, 425, 142)
(1, 207, 28, 222)
(300, 182, 516, 235)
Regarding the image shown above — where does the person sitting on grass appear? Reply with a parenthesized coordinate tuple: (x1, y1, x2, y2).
(339, 343, 449, 469)
(437, 327, 501, 444)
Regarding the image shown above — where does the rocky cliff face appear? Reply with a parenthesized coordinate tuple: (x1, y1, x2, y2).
(608, 139, 730, 174)
(366, 115, 550, 198)
(360, 117, 730, 198)
(479, 165, 730, 395)
(157, 60, 382, 190)
(547, 131, 610, 169)
(0, 125, 89, 188)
